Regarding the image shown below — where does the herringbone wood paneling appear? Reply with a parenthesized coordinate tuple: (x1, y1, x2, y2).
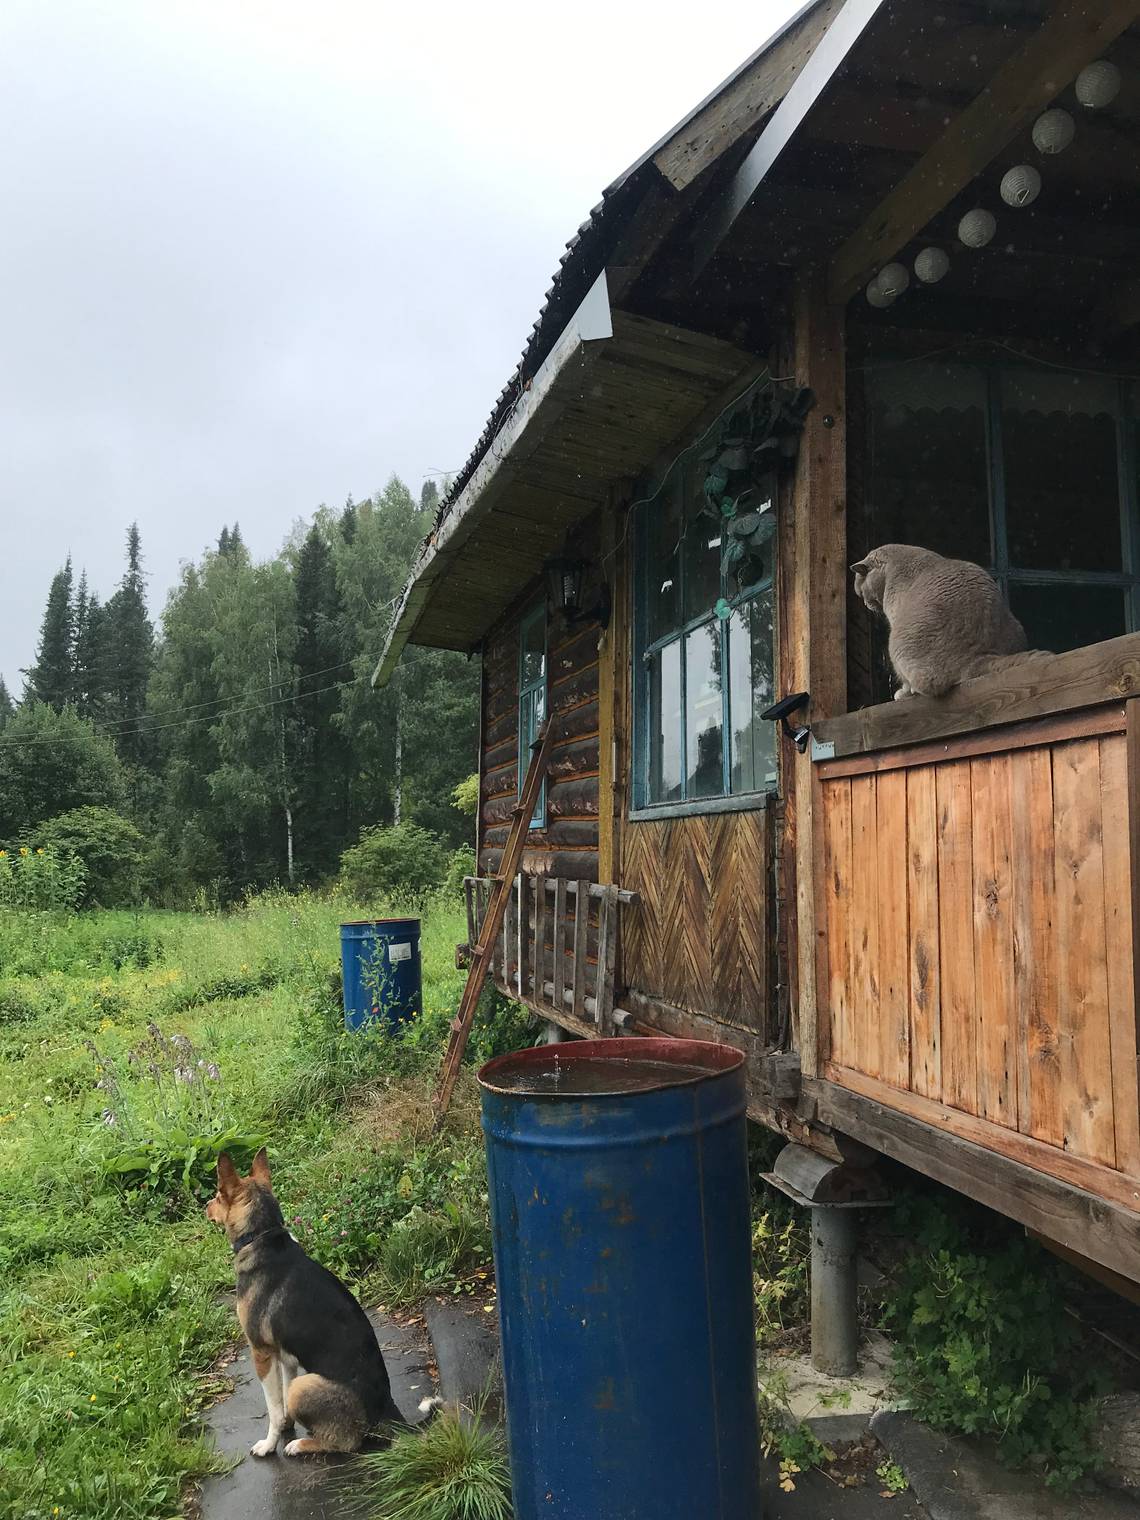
(622, 809, 772, 1039)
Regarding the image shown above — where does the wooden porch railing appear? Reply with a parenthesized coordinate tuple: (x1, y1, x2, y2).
(807, 634, 1140, 1217)
(463, 876, 636, 1036)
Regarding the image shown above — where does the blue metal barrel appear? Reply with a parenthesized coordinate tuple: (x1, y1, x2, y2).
(479, 1037, 761, 1520)
(339, 918, 421, 1031)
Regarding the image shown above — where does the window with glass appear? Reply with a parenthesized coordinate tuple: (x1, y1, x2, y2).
(633, 463, 777, 812)
(517, 601, 546, 827)
(864, 359, 1140, 664)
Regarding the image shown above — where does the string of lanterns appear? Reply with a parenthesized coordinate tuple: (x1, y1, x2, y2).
(866, 58, 1123, 308)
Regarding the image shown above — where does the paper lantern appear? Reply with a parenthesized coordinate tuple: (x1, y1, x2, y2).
(1075, 60, 1121, 109)
(1032, 107, 1075, 155)
(914, 247, 950, 284)
(866, 279, 894, 309)
(958, 208, 997, 248)
(1000, 164, 1041, 207)
(876, 262, 910, 298)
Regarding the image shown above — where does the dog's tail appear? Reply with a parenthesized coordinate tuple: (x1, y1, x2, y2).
(416, 1395, 447, 1422)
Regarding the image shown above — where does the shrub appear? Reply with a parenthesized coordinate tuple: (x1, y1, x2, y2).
(451, 773, 480, 817)
(883, 1196, 1105, 1487)
(0, 844, 86, 912)
(0, 981, 43, 1026)
(340, 822, 447, 905)
(34, 807, 145, 907)
(443, 843, 476, 898)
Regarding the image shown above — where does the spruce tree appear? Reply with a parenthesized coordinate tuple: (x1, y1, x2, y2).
(218, 525, 231, 555)
(339, 497, 357, 544)
(103, 524, 154, 765)
(25, 557, 75, 710)
(0, 677, 13, 728)
(73, 591, 107, 720)
(419, 479, 440, 515)
(292, 523, 350, 876)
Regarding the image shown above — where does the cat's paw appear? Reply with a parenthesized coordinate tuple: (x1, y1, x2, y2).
(250, 1436, 278, 1457)
(893, 685, 914, 701)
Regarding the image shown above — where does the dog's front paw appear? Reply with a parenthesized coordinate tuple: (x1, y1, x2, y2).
(283, 1439, 308, 1458)
(250, 1436, 278, 1458)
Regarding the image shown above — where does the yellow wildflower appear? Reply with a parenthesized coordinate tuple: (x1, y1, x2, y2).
(36, 847, 45, 855)
(19, 847, 29, 856)
(89, 1394, 96, 1403)
(0, 850, 7, 858)
(68, 1351, 76, 1358)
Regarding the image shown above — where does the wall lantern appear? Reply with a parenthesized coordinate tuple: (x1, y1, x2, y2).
(545, 556, 611, 630)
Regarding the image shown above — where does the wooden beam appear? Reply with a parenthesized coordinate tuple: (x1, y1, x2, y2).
(828, 0, 1140, 303)
(813, 633, 1140, 760)
(691, 0, 887, 279)
(788, 269, 848, 1078)
(803, 1076, 1140, 1284)
(652, 0, 844, 191)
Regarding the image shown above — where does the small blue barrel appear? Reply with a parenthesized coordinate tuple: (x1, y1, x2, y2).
(339, 918, 421, 1031)
(479, 1037, 760, 1520)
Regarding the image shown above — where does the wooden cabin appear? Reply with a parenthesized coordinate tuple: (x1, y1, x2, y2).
(375, 0, 1140, 1286)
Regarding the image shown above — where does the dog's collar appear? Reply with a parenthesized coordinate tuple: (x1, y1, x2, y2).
(231, 1225, 287, 1256)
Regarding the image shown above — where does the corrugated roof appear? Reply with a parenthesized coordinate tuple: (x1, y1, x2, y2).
(429, 0, 825, 534)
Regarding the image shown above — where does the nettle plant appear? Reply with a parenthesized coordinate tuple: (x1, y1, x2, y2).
(0, 845, 86, 912)
(87, 1021, 263, 1205)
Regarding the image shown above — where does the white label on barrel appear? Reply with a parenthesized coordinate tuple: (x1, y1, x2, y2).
(388, 941, 412, 963)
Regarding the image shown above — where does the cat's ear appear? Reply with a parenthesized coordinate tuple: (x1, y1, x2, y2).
(850, 559, 872, 576)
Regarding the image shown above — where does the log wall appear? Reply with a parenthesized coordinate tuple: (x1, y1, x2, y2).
(478, 515, 604, 882)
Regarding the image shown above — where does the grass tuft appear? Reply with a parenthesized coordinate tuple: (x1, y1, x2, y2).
(357, 1408, 512, 1520)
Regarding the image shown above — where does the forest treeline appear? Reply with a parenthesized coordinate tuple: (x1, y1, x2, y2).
(0, 477, 479, 903)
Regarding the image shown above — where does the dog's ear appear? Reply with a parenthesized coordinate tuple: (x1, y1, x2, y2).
(250, 1147, 271, 1186)
(850, 559, 872, 576)
(216, 1152, 240, 1199)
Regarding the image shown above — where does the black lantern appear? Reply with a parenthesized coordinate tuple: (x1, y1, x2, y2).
(545, 556, 611, 629)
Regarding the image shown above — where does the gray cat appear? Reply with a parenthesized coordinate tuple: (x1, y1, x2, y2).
(851, 544, 1028, 700)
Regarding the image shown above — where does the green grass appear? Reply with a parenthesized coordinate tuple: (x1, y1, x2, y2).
(0, 888, 528, 1520)
(357, 1408, 512, 1520)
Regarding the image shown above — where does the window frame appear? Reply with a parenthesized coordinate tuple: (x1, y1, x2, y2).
(517, 599, 547, 829)
(865, 360, 1140, 640)
(630, 471, 778, 819)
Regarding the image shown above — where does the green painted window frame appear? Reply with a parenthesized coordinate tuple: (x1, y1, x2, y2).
(631, 471, 778, 816)
(517, 600, 547, 828)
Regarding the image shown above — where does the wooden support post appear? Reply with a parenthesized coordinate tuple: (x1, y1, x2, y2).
(516, 874, 529, 1001)
(571, 883, 588, 1024)
(789, 269, 847, 1079)
(553, 878, 568, 1013)
(598, 503, 618, 887)
(595, 885, 619, 1036)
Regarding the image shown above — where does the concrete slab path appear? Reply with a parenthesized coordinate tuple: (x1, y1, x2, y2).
(874, 1412, 1140, 1520)
(197, 1310, 433, 1520)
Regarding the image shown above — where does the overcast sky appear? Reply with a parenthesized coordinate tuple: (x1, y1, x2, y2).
(1, 0, 799, 692)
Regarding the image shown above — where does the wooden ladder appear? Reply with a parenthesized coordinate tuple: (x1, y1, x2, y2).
(432, 717, 555, 1121)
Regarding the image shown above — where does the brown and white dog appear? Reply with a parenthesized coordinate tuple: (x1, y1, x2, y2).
(206, 1149, 402, 1457)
